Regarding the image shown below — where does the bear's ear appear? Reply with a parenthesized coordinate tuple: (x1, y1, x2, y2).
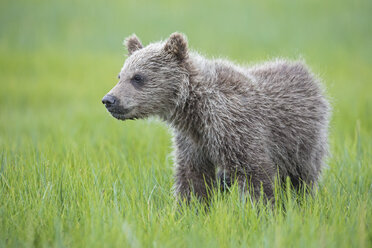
(124, 34, 143, 55)
(164, 32, 188, 61)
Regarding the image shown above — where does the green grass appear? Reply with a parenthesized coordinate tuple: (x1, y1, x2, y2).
(0, 0, 371, 247)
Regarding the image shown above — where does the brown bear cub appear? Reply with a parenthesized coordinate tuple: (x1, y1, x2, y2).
(102, 33, 330, 202)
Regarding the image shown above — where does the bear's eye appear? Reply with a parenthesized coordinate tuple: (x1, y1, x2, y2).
(131, 74, 144, 86)
(117, 74, 120, 79)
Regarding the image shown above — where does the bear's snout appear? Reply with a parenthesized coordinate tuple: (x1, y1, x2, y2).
(102, 94, 130, 120)
(102, 94, 118, 107)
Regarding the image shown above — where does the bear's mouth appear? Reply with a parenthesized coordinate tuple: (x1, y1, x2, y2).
(108, 109, 134, 121)
(110, 112, 127, 120)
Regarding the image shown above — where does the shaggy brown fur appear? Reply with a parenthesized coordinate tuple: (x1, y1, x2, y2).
(102, 33, 331, 202)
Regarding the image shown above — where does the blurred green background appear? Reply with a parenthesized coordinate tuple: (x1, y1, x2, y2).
(0, 0, 371, 247)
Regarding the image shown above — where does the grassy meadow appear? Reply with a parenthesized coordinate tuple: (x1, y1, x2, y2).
(0, 0, 371, 247)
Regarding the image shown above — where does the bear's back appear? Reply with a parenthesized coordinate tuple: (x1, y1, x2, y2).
(247, 59, 330, 182)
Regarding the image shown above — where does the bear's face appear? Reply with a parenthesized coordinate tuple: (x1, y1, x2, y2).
(102, 33, 189, 121)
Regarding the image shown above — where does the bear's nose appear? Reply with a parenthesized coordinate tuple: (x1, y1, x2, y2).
(102, 94, 117, 106)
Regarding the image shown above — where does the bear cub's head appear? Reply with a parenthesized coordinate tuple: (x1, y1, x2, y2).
(102, 32, 189, 121)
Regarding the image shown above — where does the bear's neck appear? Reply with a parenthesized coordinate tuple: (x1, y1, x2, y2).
(163, 51, 257, 143)
(164, 53, 218, 143)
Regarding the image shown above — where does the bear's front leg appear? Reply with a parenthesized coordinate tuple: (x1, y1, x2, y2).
(237, 166, 275, 202)
(173, 134, 216, 203)
(219, 157, 276, 202)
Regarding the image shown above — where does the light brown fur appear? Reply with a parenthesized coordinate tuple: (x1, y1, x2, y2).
(102, 33, 331, 202)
